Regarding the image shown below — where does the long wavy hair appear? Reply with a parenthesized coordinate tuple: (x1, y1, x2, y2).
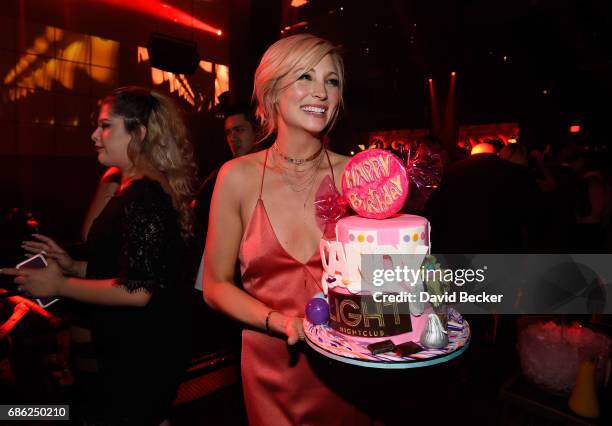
(103, 86, 198, 239)
(253, 34, 345, 142)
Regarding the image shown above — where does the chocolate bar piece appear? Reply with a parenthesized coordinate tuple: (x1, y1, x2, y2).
(367, 339, 395, 355)
(394, 341, 423, 357)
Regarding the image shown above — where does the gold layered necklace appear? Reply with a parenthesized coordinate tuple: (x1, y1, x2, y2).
(271, 142, 325, 194)
(272, 142, 324, 165)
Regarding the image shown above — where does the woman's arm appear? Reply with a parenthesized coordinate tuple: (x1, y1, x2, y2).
(7, 180, 175, 308)
(61, 276, 151, 306)
(203, 160, 302, 344)
(1, 260, 150, 307)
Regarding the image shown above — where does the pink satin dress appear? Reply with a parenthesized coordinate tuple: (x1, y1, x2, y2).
(238, 150, 371, 426)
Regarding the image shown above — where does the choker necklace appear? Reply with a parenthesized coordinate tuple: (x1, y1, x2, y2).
(272, 142, 324, 165)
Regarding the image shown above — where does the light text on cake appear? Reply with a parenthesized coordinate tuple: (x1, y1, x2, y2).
(329, 297, 406, 327)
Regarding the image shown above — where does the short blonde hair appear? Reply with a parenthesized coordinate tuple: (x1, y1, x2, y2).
(253, 34, 344, 141)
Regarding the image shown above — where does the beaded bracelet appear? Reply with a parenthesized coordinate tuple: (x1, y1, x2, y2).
(265, 310, 278, 335)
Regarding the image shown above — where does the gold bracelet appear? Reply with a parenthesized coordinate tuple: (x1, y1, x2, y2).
(265, 310, 278, 335)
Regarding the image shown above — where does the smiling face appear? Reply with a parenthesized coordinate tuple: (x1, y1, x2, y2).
(90, 103, 133, 170)
(275, 54, 340, 137)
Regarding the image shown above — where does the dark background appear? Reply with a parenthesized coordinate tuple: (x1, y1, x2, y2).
(1, 0, 611, 241)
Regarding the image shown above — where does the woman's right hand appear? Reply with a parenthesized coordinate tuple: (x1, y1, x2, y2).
(21, 234, 77, 276)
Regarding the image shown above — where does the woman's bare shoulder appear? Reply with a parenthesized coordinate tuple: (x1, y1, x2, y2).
(326, 150, 351, 172)
(325, 150, 351, 189)
(217, 150, 266, 188)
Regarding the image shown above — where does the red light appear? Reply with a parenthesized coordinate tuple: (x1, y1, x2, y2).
(217, 30, 222, 36)
(99, 1, 222, 36)
(428, 78, 433, 83)
(569, 125, 581, 133)
(451, 71, 456, 76)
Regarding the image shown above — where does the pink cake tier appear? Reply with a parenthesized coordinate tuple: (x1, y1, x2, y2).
(320, 214, 430, 294)
(320, 214, 432, 343)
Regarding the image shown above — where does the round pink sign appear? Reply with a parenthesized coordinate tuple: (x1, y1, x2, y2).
(341, 149, 409, 219)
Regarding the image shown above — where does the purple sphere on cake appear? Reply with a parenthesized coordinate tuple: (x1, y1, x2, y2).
(306, 298, 330, 325)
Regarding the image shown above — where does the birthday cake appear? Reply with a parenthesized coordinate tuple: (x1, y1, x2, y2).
(321, 214, 432, 344)
(312, 148, 447, 351)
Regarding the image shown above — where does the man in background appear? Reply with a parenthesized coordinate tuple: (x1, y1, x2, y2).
(224, 103, 258, 158)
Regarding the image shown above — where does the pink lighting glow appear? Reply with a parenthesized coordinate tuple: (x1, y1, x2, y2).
(457, 123, 520, 150)
(428, 77, 441, 142)
(99, 0, 223, 36)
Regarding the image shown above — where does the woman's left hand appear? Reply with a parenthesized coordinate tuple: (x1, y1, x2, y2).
(266, 311, 305, 345)
(286, 317, 304, 345)
(0, 260, 66, 297)
(283, 316, 305, 345)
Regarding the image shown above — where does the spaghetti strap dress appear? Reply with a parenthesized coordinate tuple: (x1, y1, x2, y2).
(238, 149, 371, 426)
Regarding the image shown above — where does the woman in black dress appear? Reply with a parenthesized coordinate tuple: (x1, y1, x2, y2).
(2, 87, 197, 425)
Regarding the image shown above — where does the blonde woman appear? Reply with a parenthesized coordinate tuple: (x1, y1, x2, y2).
(2, 87, 197, 425)
(204, 35, 370, 425)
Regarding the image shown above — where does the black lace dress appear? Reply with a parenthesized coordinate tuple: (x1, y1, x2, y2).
(82, 178, 190, 425)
